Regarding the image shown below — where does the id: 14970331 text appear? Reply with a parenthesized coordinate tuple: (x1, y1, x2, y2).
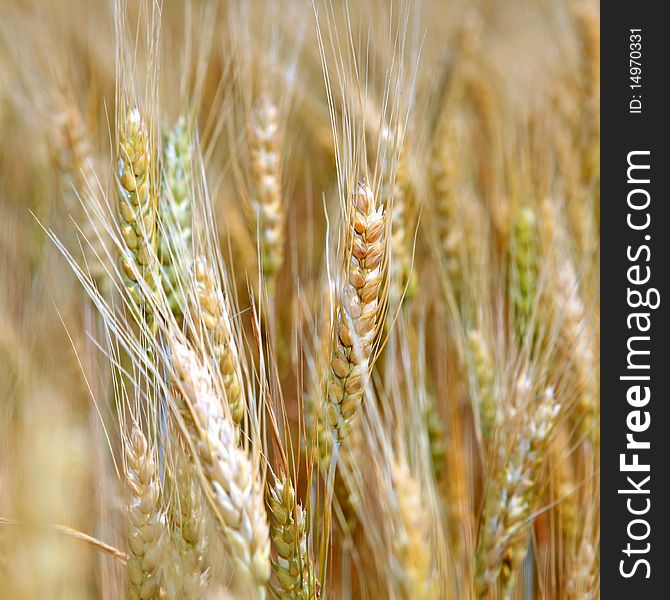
(629, 29, 643, 114)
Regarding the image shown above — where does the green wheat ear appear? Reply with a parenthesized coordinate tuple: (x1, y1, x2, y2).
(511, 205, 539, 342)
(159, 117, 193, 321)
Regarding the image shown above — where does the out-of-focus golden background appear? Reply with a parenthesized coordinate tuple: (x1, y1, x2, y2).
(0, 1, 599, 598)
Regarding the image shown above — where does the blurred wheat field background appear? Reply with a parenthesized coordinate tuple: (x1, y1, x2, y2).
(0, 0, 599, 598)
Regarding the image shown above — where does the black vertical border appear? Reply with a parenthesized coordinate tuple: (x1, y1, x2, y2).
(601, 3, 669, 595)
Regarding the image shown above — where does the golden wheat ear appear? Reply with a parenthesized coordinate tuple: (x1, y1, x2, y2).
(116, 108, 159, 323)
(324, 181, 387, 452)
(249, 95, 286, 296)
(52, 103, 110, 287)
(163, 451, 210, 600)
(475, 382, 561, 598)
(191, 257, 246, 426)
(168, 337, 270, 599)
(388, 459, 434, 600)
(387, 141, 417, 309)
(467, 328, 497, 440)
(125, 427, 167, 600)
(267, 473, 320, 599)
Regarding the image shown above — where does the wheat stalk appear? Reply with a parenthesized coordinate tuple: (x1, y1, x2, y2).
(332, 423, 364, 537)
(549, 432, 578, 548)
(574, 3, 600, 189)
(445, 403, 475, 574)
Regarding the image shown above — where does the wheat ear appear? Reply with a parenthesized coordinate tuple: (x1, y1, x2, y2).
(324, 180, 386, 454)
(304, 323, 361, 532)
(389, 460, 433, 600)
(566, 537, 598, 600)
(170, 339, 270, 598)
(125, 427, 167, 600)
(388, 143, 416, 308)
(575, 3, 600, 188)
(249, 96, 285, 291)
(541, 199, 597, 441)
(116, 108, 158, 313)
(425, 396, 447, 482)
(268, 473, 320, 599)
(164, 455, 209, 600)
(511, 206, 538, 341)
(475, 382, 560, 598)
(54, 107, 96, 194)
(555, 259, 598, 440)
(53, 105, 108, 285)
(160, 117, 193, 320)
(192, 258, 245, 425)
(431, 116, 463, 296)
(467, 329, 497, 439)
